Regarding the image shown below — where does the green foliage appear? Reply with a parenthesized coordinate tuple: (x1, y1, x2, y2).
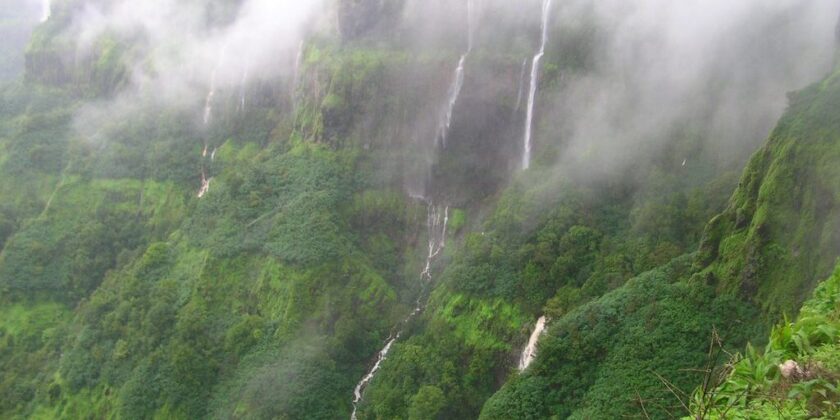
(690, 263, 840, 419)
(2, 6, 839, 420)
(0, 179, 185, 303)
(408, 385, 446, 420)
(0, 302, 68, 415)
(449, 208, 467, 233)
(481, 256, 762, 419)
(698, 69, 840, 315)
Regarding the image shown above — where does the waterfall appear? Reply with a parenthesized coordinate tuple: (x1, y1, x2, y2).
(351, 203, 449, 420)
(197, 170, 212, 198)
(237, 69, 248, 112)
(518, 316, 548, 371)
(40, 0, 51, 23)
(350, 4, 473, 416)
(198, 47, 228, 199)
(514, 59, 528, 113)
(421, 205, 448, 280)
(202, 78, 217, 126)
(435, 55, 468, 148)
(203, 46, 228, 127)
(351, 337, 398, 420)
(522, 0, 553, 170)
(434, 0, 474, 148)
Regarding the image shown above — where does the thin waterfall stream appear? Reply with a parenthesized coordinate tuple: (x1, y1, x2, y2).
(351, 203, 448, 420)
(350, 1, 474, 417)
(518, 316, 548, 371)
(522, 0, 553, 170)
(434, 0, 473, 148)
(197, 46, 229, 198)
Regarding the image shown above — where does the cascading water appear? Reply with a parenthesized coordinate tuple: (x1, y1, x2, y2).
(434, 0, 474, 148)
(203, 45, 228, 127)
(421, 205, 449, 281)
(522, 0, 553, 170)
(40, 0, 51, 23)
(198, 47, 227, 198)
(435, 55, 468, 148)
(203, 77, 218, 126)
(518, 316, 548, 371)
(350, 4, 473, 416)
(197, 170, 212, 199)
(351, 203, 449, 420)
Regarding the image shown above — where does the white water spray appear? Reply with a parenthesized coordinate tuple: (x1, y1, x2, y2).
(351, 202, 449, 420)
(350, 4, 473, 415)
(522, 0, 553, 170)
(197, 171, 212, 198)
(435, 55, 468, 148)
(198, 47, 228, 199)
(40, 0, 51, 23)
(352, 337, 397, 418)
(518, 316, 548, 371)
(434, 0, 474, 148)
(421, 205, 448, 280)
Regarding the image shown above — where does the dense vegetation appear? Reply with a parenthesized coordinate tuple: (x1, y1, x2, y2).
(689, 263, 840, 419)
(1, 1, 839, 419)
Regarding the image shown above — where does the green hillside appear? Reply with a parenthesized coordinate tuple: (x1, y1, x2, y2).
(1, 1, 839, 419)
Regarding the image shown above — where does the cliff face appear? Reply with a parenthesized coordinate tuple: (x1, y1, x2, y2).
(2, 1, 840, 419)
(479, 68, 840, 419)
(697, 74, 840, 316)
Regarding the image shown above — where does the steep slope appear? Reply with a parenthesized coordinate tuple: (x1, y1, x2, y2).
(0, 1, 528, 418)
(689, 262, 840, 419)
(479, 66, 840, 419)
(1, 1, 839, 420)
(698, 72, 840, 316)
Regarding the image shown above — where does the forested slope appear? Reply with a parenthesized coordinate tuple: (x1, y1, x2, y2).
(480, 65, 840, 420)
(0, 1, 839, 419)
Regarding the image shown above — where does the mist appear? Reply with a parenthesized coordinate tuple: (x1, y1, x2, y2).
(325, 0, 839, 205)
(66, 0, 325, 137)
(5, 1, 840, 419)
(535, 0, 839, 179)
(47, 0, 840, 194)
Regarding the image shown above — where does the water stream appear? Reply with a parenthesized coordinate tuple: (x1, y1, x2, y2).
(197, 170, 212, 199)
(198, 47, 228, 198)
(350, 203, 449, 420)
(518, 316, 548, 371)
(434, 0, 474, 149)
(350, 3, 472, 416)
(522, 0, 553, 170)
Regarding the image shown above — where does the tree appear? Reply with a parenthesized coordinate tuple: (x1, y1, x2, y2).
(409, 385, 445, 420)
